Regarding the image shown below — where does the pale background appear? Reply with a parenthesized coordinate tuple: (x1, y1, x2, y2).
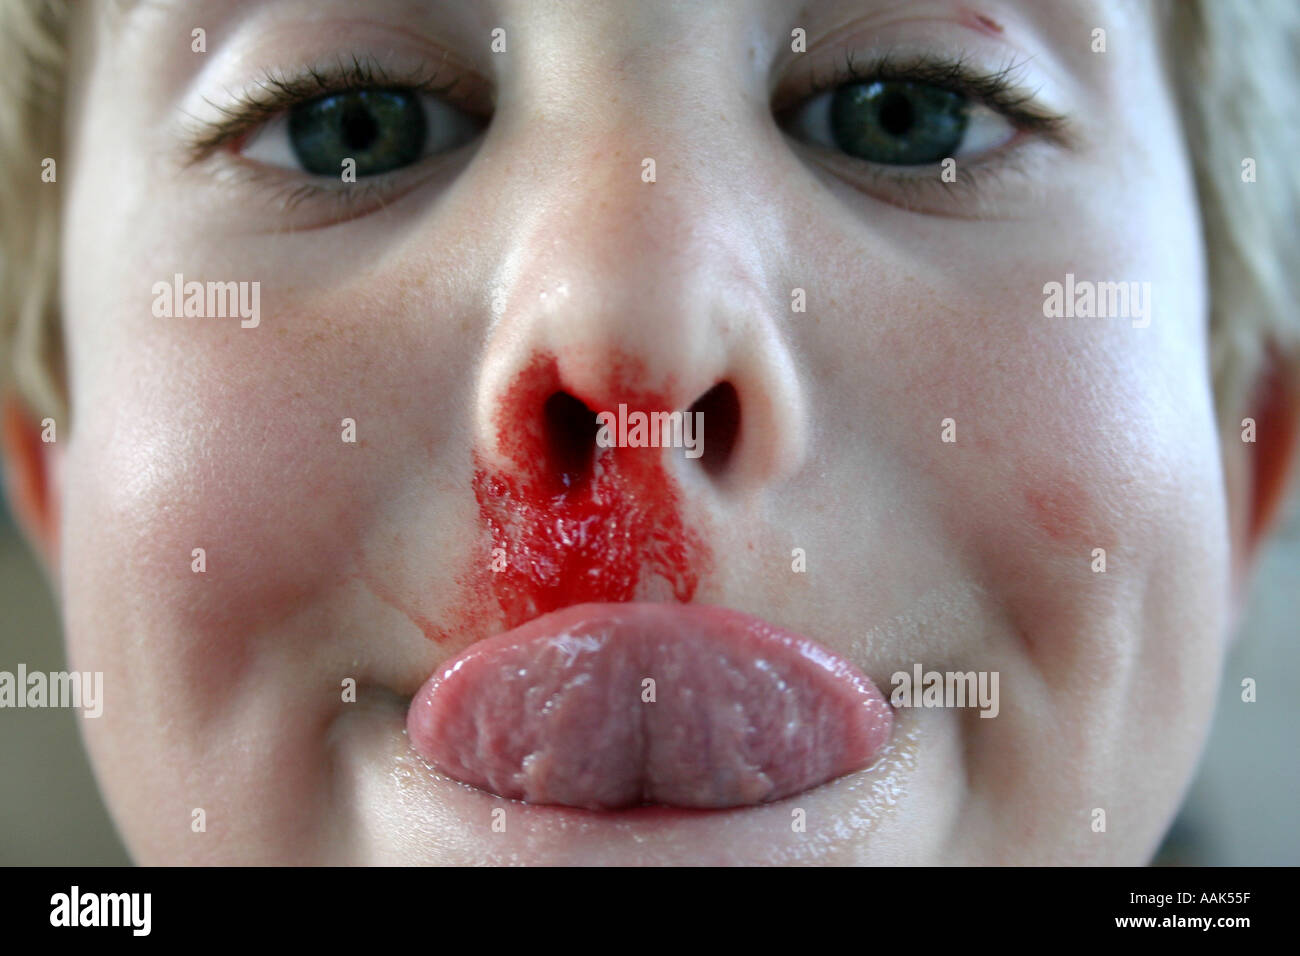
(0, 487, 1296, 864)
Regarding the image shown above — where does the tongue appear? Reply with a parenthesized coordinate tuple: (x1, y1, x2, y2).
(406, 603, 893, 810)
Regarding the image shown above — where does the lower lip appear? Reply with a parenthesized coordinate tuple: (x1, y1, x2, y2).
(406, 602, 894, 810)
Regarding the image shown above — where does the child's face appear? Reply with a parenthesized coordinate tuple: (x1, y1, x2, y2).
(53, 0, 1233, 863)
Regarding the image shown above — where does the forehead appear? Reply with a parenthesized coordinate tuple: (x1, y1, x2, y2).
(93, 0, 1166, 112)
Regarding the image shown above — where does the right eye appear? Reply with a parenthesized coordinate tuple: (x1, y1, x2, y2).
(242, 88, 480, 177)
(784, 79, 1015, 167)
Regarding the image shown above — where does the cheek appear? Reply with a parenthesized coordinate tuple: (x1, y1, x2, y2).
(60, 366, 354, 727)
(955, 302, 1227, 672)
(799, 175, 1228, 718)
(58, 282, 465, 717)
(941, 304, 1231, 782)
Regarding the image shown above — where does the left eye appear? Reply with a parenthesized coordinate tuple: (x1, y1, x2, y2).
(784, 80, 1015, 166)
(242, 89, 479, 176)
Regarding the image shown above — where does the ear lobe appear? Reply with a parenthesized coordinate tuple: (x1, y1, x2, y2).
(1, 392, 61, 576)
(1241, 357, 1300, 558)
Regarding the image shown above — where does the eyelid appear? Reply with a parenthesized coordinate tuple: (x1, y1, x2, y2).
(240, 92, 480, 173)
(188, 149, 458, 233)
(182, 53, 491, 163)
(783, 87, 1016, 162)
(773, 50, 1070, 144)
(773, 50, 1072, 220)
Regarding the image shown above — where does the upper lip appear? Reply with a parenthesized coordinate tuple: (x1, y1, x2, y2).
(405, 601, 895, 810)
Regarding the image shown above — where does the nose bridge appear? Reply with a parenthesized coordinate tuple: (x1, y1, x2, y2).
(516, 126, 736, 397)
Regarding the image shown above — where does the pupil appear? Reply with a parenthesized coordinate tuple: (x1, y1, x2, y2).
(341, 104, 379, 151)
(878, 92, 914, 137)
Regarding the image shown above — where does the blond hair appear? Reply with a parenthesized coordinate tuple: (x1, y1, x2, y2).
(1, 0, 1298, 432)
(0, 0, 66, 422)
(1168, 0, 1300, 428)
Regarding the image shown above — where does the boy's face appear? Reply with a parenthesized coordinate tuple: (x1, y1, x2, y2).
(52, 0, 1228, 863)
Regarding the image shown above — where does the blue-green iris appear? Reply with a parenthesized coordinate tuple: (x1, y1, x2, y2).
(288, 90, 426, 176)
(829, 81, 969, 165)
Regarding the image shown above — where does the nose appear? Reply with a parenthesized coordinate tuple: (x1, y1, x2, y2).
(467, 74, 808, 622)
(474, 135, 807, 495)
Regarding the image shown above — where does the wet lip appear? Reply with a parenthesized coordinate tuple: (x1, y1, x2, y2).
(406, 602, 894, 810)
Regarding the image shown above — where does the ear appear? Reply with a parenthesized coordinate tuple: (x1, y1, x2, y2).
(1, 392, 61, 579)
(1235, 355, 1300, 570)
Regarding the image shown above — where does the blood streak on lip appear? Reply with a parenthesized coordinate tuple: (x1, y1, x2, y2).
(467, 352, 710, 629)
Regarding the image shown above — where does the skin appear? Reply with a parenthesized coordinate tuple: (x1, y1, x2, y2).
(3, 0, 1297, 864)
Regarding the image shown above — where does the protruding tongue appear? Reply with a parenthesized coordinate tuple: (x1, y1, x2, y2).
(406, 603, 893, 810)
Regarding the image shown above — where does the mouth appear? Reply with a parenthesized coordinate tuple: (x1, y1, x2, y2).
(406, 602, 894, 810)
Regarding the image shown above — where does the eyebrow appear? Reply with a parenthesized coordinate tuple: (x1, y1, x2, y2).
(112, 0, 234, 21)
(110, 0, 183, 23)
(113, 0, 168, 12)
(107, 0, 253, 40)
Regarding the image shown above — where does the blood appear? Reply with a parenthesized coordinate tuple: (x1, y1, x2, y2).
(469, 352, 709, 628)
(960, 8, 1005, 35)
(357, 564, 451, 644)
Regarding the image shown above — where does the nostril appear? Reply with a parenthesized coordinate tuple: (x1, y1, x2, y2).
(543, 390, 599, 487)
(690, 381, 741, 478)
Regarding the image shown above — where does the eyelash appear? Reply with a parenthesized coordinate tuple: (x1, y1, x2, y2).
(181, 55, 485, 218)
(777, 51, 1070, 211)
(186, 54, 469, 161)
(182, 51, 1069, 217)
(809, 52, 1061, 124)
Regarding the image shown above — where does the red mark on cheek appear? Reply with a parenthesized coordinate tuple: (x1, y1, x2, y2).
(1025, 479, 1095, 544)
(469, 354, 709, 629)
